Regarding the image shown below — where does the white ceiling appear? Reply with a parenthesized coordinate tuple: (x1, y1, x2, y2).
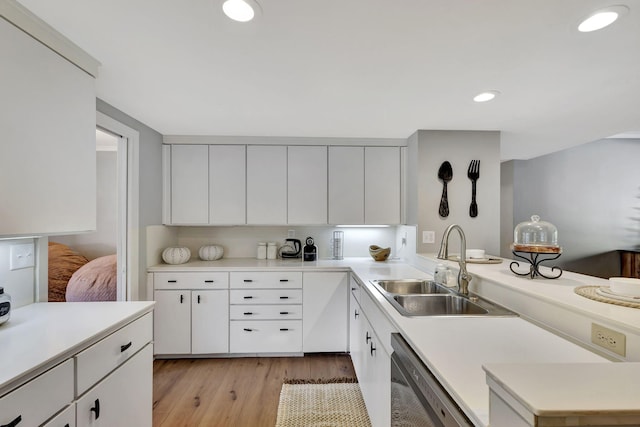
(17, 0, 640, 160)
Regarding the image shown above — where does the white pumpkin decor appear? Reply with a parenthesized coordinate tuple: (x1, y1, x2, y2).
(199, 245, 224, 261)
(162, 247, 191, 265)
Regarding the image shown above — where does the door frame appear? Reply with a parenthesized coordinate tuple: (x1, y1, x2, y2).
(97, 111, 140, 301)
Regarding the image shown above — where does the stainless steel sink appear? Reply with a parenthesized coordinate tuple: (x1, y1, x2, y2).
(370, 279, 517, 317)
(371, 279, 452, 295)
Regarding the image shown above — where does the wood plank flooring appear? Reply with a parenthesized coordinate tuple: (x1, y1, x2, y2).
(153, 354, 356, 427)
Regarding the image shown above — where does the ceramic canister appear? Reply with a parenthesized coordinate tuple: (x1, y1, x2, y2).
(0, 287, 11, 326)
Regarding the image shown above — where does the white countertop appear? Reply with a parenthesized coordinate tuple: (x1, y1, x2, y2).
(148, 258, 353, 271)
(0, 301, 154, 396)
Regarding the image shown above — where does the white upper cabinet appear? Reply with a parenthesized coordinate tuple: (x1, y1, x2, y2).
(170, 145, 209, 224)
(0, 17, 96, 236)
(365, 147, 401, 224)
(210, 145, 246, 224)
(288, 146, 328, 225)
(246, 145, 287, 224)
(328, 146, 365, 224)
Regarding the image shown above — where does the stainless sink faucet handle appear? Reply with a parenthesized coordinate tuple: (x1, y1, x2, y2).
(436, 224, 472, 295)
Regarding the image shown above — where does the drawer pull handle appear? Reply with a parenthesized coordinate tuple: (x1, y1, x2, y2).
(280, 328, 289, 331)
(244, 312, 253, 315)
(120, 341, 132, 352)
(91, 398, 101, 420)
(204, 280, 214, 283)
(180, 294, 184, 303)
(197, 295, 201, 304)
(279, 279, 289, 282)
(1, 415, 22, 427)
(354, 309, 359, 319)
(279, 296, 289, 299)
(280, 311, 289, 315)
(243, 328, 253, 332)
(243, 279, 253, 283)
(365, 331, 371, 344)
(370, 342, 376, 356)
(168, 280, 177, 283)
(351, 287, 356, 291)
(243, 296, 253, 299)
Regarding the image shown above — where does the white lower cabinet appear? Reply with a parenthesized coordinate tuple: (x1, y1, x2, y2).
(152, 272, 230, 355)
(43, 403, 75, 427)
(230, 320, 303, 353)
(76, 344, 152, 427)
(349, 275, 394, 427)
(303, 272, 348, 352)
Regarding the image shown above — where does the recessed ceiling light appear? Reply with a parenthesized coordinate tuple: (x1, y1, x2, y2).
(222, 0, 261, 22)
(473, 91, 500, 103)
(578, 5, 629, 32)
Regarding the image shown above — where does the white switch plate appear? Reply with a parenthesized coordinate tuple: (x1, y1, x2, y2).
(422, 231, 435, 244)
(10, 243, 35, 270)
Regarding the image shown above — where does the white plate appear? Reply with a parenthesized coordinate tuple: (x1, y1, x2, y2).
(447, 255, 502, 264)
(596, 286, 640, 303)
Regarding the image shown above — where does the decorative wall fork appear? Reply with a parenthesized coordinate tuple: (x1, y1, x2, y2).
(467, 160, 480, 217)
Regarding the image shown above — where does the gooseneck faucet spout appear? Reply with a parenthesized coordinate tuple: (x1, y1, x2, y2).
(437, 224, 472, 295)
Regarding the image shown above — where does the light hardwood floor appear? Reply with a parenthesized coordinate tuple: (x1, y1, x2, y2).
(153, 354, 356, 427)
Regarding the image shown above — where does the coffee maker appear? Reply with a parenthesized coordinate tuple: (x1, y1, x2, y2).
(303, 237, 317, 261)
(280, 238, 302, 258)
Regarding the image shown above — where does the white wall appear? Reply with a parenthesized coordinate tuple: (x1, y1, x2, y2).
(407, 130, 502, 256)
(509, 138, 640, 277)
(52, 151, 118, 259)
(0, 239, 36, 308)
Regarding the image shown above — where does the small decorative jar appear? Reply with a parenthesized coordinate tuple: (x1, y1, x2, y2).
(199, 245, 224, 261)
(162, 247, 191, 264)
(0, 287, 11, 326)
(257, 242, 267, 260)
(267, 242, 277, 260)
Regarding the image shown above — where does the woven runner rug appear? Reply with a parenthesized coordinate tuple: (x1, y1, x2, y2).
(275, 378, 372, 427)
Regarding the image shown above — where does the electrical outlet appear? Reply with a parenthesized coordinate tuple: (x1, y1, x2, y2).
(591, 323, 626, 357)
(10, 243, 35, 270)
(287, 229, 295, 238)
(422, 231, 435, 244)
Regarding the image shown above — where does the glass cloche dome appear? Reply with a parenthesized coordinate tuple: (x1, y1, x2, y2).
(513, 215, 561, 253)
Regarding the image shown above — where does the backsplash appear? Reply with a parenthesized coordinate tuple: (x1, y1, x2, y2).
(146, 225, 418, 265)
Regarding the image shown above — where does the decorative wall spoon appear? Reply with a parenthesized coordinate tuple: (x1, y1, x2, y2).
(438, 161, 453, 217)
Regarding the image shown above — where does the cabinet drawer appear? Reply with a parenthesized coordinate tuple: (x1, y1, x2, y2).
(154, 272, 229, 289)
(230, 272, 302, 289)
(43, 403, 75, 427)
(76, 312, 153, 396)
(230, 289, 302, 305)
(230, 320, 302, 353)
(0, 359, 73, 427)
(230, 304, 302, 320)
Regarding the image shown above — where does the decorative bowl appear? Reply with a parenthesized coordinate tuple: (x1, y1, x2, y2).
(199, 245, 224, 261)
(609, 277, 640, 297)
(369, 245, 391, 262)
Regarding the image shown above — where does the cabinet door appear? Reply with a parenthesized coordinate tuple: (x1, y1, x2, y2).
(210, 145, 246, 224)
(153, 290, 191, 354)
(328, 146, 364, 224)
(246, 146, 287, 224)
(42, 403, 75, 427)
(303, 272, 348, 352)
(0, 18, 96, 236)
(370, 333, 391, 427)
(170, 145, 209, 224)
(349, 290, 364, 380)
(365, 147, 400, 224)
(76, 344, 152, 427)
(288, 146, 327, 224)
(192, 290, 229, 354)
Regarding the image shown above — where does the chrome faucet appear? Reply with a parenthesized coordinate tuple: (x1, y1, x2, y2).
(437, 224, 472, 295)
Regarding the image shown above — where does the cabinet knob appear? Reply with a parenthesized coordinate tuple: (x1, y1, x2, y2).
(243, 328, 253, 332)
(280, 311, 289, 315)
(204, 280, 214, 283)
(279, 296, 289, 300)
(90, 398, 101, 420)
(280, 328, 289, 331)
(120, 341, 132, 352)
(167, 280, 177, 283)
(243, 296, 253, 299)
(279, 279, 289, 282)
(243, 312, 253, 315)
(1, 415, 22, 427)
(370, 342, 376, 356)
(243, 279, 253, 283)
(365, 331, 371, 344)
(180, 294, 184, 303)
(197, 295, 201, 304)
(354, 309, 359, 318)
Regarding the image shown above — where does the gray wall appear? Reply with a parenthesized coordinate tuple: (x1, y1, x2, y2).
(96, 99, 163, 299)
(407, 130, 501, 256)
(508, 138, 640, 278)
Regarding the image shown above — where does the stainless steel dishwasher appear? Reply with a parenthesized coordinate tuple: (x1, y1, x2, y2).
(391, 333, 474, 427)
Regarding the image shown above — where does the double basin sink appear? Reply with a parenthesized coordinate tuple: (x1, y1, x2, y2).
(371, 279, 516, 317)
